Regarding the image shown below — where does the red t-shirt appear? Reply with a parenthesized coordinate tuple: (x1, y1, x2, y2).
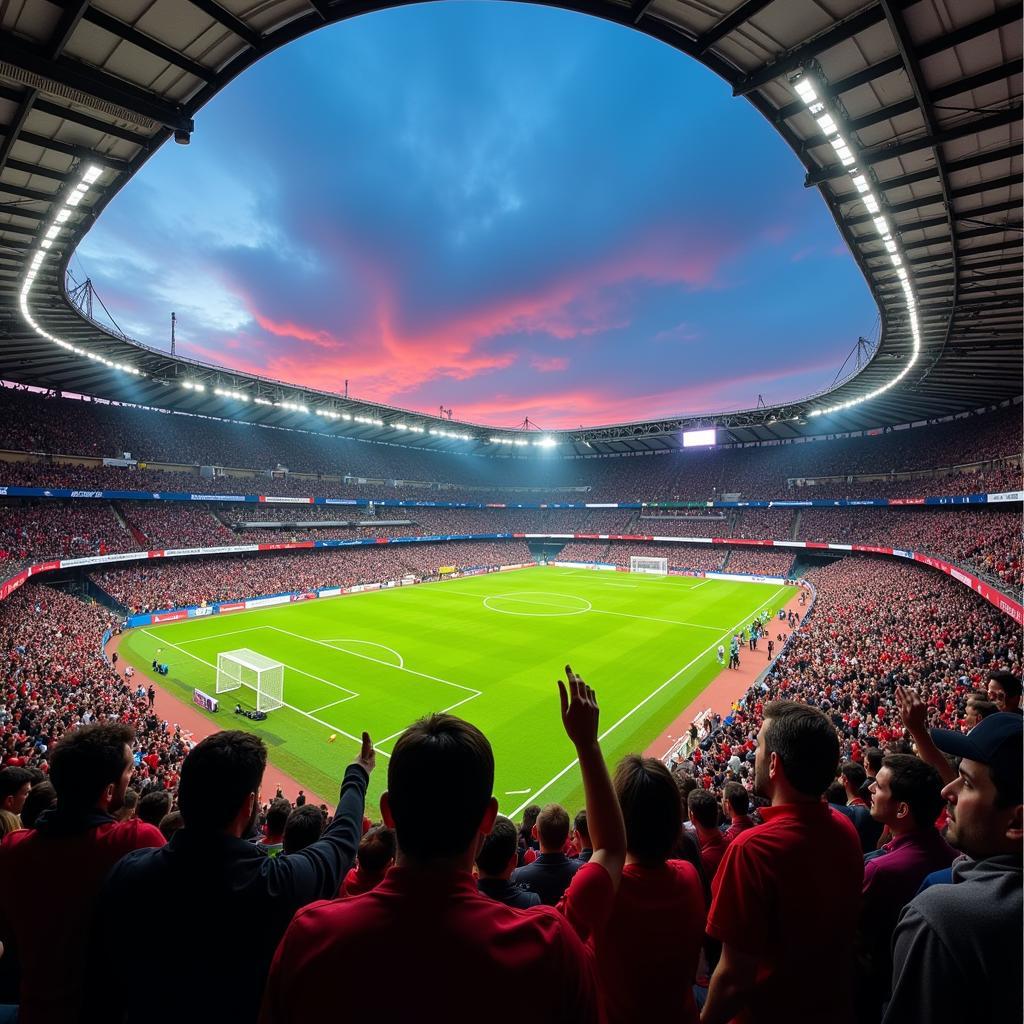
(260, 867, 598, 1023)
(339, 864, 388, 897)
(0, 817, 165, 1024)
(698, 829, 728, 882)
(707, 802, 862, 1024)
(559, 860, 705, 1024)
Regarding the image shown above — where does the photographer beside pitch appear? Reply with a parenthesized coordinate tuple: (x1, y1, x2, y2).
(83, 729, 376, 1024)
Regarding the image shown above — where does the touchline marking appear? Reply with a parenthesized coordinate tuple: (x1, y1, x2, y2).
(506, 586, 789, 817)
(267, 625, 481, 697)
(138, 629, 384, 757)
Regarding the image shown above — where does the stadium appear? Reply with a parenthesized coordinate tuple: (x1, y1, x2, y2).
(0, 2, 1019, 1023)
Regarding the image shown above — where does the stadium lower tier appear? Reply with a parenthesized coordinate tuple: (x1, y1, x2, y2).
(3, 502, 1018, 593)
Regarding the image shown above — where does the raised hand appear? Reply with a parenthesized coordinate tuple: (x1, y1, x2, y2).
(557, 664, 599, 751)
(896, 685, 927, 734)
(354, 731, 376, 775)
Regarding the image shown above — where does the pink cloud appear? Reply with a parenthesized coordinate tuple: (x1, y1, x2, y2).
(530, 355, 569, 372)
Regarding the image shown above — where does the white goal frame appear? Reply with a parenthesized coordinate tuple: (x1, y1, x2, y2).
(629, 555, 669, 576)
(216, 649, 284, 713)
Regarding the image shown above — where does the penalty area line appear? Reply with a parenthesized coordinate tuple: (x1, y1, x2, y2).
(139, 629, 386, 758)
(505, 586, 789, 818)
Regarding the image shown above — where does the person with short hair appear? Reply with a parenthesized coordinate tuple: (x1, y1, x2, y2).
(0, 723, 164, 1023)
(572, 809, 592, 862)
(18, 780, 56, 830)
(688, 789, 727, 881)
(858, 754, 956, 1019)
(475, 816, 540, 909)
(261, 666, 616, 1024)
(283, 805, 326, 856)
(560, 754, 705, 1023)
(701, 701, 863, 1024)
(884, 713, 1023, 1024)
(511, 801, 581, 905)
(720, 782, 755, 844)
(340, 823, 394, 893)
(964, 695, 998, 729)
(862, 747, 884, 803)
(85, 729, 374, 1024)
(986, 669, 1022, 714)
(260, 797, 291, 857)
(158, 810, 184, 841)
(136, 789, 172, 828)
(0, 767, 33, 820)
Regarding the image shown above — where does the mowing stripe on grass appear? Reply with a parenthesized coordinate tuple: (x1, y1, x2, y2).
(139, 629, 380, 757)
(505, 586, 788, 817)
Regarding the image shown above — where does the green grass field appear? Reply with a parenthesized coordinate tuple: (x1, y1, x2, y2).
(119, 566, 791, 818)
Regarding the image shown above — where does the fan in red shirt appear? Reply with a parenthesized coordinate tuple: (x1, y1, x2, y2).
(688, 788, 728, 881)
(261, 666, 620, 1024)
(339, 824, 395, 896)
(702, 701, 863, 1024)
(559, 754, 706, 1024)
(0, 723, 164, 1024)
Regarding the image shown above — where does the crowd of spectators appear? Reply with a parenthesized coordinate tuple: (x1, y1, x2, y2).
(119, 504, 234, 549)
(723, 548, 796, 576)
(90, 541, 535, 612)
(0, 387, 1019, 502)
(0, 502, 135, 562)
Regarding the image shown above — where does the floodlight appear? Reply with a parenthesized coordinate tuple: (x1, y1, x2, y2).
(81, 165, 103, 184)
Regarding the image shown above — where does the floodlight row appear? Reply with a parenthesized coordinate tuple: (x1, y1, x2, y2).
(19, 164, 145, 378)
(791, 73, 921, 419)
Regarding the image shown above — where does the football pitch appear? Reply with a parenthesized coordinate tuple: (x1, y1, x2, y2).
(119, 566, 792, 817)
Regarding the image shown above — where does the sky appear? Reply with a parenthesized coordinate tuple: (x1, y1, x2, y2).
(75, 2, 877, 430)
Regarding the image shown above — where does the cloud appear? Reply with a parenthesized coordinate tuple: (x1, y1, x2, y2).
(530, 355, 569, 372)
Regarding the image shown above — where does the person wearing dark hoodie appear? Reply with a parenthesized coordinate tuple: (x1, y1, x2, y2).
(883, 712, 1023, 1024)
(0, 723, 164, 1024)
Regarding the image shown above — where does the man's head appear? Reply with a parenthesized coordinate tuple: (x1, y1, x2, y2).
(177, 730, 267, 835)
(136, 789, 172, 827)
(534, 804, 570, 852)
(675, 774, 698, 822)
(572, 809, 590, 851)
(986, 671, 1021, 713)
(864, 747, 884, 779)
(20, 780, 56, 829)
(931, 712, 1023, 859)
(754, 701, 840, 802)
(615, 755, 682, 863)
(840, 761, 866, 799)
(722, 781, 749, 819)
(869, 754, 945, 832)
(826, 780, 848, 806)
(475, 815, 519, 879)
(965, 695, 999, 730)
(48, 723, 135, 815)
(283, 805, 326, 855)
(265, 797, 291, 840)
(0, 766, 34, 815)
(687, 788, 720, 834)
(382, 714, 496, 864)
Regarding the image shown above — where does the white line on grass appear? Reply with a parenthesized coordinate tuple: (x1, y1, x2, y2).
(319, 638, 405, 669)
(169, 626, 267, 645)
(372, 688, 483, 750)
(267, 625, 481, 697)
(505, 585, 789, 818)
(139, 629, 384, 757)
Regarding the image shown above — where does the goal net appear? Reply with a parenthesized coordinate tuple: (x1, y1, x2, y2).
(216, 649, 284, 713)
(630, 555, 669, 576)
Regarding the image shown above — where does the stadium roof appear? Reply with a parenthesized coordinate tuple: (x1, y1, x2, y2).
(0, 0, 1019, 456)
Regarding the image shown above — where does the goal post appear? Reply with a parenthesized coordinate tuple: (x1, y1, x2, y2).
(629, 555, 669, 576)
(216, 649, 284, 713)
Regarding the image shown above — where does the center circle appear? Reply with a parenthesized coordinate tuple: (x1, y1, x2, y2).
(482, 592, 593, 617)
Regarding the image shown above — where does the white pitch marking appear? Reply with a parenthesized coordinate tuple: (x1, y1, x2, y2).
(483, 593, 593, 617)
(138, 629, 384, 757)
(320, 638, 405, 669)
(169, 626, 267, 645)
(309, 697, 358, 714)
(267, 626, 481, 697)
(372, 688, 483, 750)
(505, 586, 789, 817)
(505, 789, 532, 795)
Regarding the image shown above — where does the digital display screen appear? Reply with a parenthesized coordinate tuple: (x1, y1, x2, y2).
(682, 428, 717, 448)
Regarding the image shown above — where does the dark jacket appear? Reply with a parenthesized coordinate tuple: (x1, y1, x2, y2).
(82, 764, 368, 1024)
(830, 801, 883, 854)
(511, 851, 581, 906)
(477, 876, 542, 909)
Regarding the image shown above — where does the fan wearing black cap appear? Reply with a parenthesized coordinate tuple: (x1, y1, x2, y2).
(883, 712, 1022, 1024)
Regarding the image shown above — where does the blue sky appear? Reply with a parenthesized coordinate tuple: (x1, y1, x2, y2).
(76, 2, 876, 428)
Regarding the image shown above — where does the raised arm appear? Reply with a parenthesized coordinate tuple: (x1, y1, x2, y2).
(896, 686, 956, 785)
(558, 665, 626, 887)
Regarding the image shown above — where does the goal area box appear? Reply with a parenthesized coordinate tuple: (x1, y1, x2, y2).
(216, 649, 284, 713)
(629, 556, 668, 575)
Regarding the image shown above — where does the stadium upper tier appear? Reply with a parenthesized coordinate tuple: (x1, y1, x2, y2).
(0, 2, 1019, 450)
(0, 390, 1020, 502)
